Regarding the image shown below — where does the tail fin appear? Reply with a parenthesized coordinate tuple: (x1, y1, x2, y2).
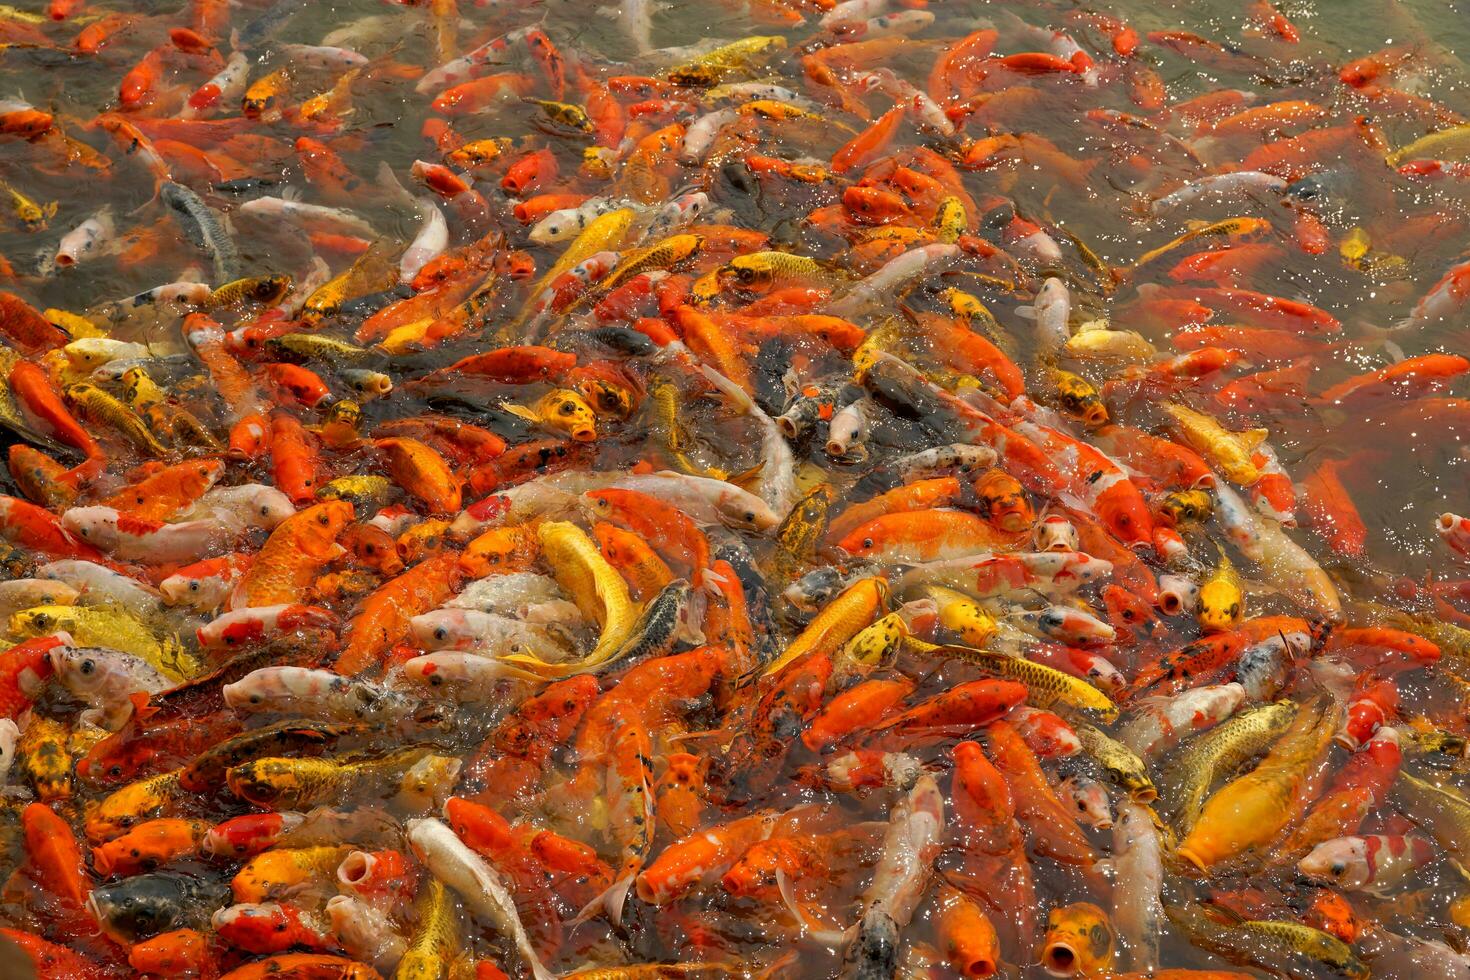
(573, 873, 636, 928)
(775, 867, 851, 948)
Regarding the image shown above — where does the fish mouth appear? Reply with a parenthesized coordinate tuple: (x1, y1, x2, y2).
(1041, 940, 1080, 977)
(44, 645, 68, 675)
(1175, 845, 1209, 873)
(1157, 592, 1188, 616)
(337, 849, 373, 889)
(1296, 859, 1330, 881)
(84, 892, 107, 929)
(961, 954, 998, 978)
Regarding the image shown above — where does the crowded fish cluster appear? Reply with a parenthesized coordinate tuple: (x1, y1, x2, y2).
(3, 0, 1470, 977)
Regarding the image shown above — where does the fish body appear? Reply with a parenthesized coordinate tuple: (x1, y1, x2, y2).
(1178, 699, 1340, 871)
(1298, 834, 1435, 894)
(1112, 801, 1163, 973)
(407, 817, 553, 980)
(1158, 700, 1297, 833)
(1165, 903, 1368, 980)
(0, 3, 1455, 976)
(160, 182, 241, 283)
(11, 604, 196, 681)
(89, 872, 230, 943)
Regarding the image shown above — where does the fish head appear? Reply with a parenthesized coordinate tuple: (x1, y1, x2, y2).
(716, 256, 768, 293)
(1042, 902, 1114, 977)
(845, 613, 907, 666)
(1034, 515, 1080, 553)
(249, 275, 292, 305)
(48, 644, 122, 697)
(1298, 837, 1369, 888)
(845, 909, 899, 979)
(60, 505, 119, 544)
(226, 758, 314, 808)
(783, 567, 844, 612)
(409, 609, 478, 651)
(540, 389, 597, 442)
(88, 873, 209, 942)
(397, 519, 451, 564)
(212, 901, 285, 940)
(159, 572, 216, 609)
(396, 654, 468, 691)
(324, 399, 363, 431)
(573, 377, 635, 420)
(974, 470, 1032, 532)
(1062, 553, 1113, 586)
(1197, 579, 1243, 633)
(10, 604, 69, 637)
(202, 813, 298, 859)
(296, 500, 355, 548)
(1059, 777, 1112, 829)
(1159, 489, 1213, 526)
(744, 498, 786, 534)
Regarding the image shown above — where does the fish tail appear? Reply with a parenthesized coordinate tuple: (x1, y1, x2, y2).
(574, 873, 636, 927)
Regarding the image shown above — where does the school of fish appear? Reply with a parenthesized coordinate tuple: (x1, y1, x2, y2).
(2, 0, 1470, 977)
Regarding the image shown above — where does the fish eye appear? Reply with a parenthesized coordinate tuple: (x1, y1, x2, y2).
(109, 766, 121, 777)
(318, 514, 329, 525)
(80, 659, 94, 675)
(862, 538, 873, 549)
(189, 582, 199, 592)
(434, 627, 448, 641)
(1330, 862, 1345, 876)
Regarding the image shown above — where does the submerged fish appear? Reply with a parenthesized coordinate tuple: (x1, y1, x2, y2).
(0, 0, 1462, 977)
